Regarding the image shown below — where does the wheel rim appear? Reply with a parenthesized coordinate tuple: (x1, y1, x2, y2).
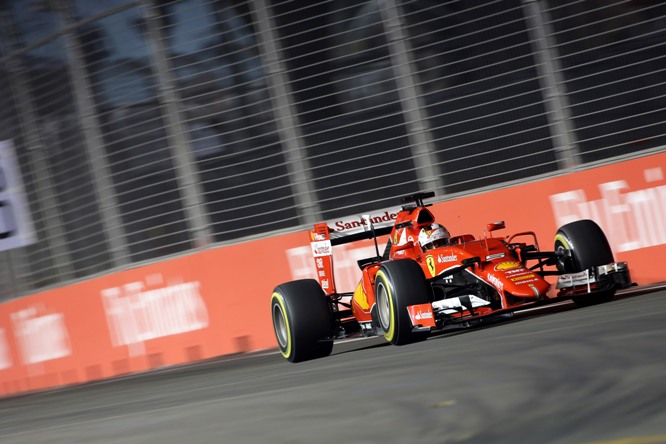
(376, 281, 391, 330)
(555, 243, 567, 271)
(273, 303, 289, 348)
(555, 236, 574, 273)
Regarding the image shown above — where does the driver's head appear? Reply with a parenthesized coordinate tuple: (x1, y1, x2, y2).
(418, 223, 450, 250)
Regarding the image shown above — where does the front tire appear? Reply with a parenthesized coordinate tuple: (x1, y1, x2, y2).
(271, 280, 334, 362)
(375, 260, 432, 345)
(554, 219, 615, 307)
(554, 219, 614, 273)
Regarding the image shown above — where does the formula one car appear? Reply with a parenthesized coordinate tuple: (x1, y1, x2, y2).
(271, 192, 632, 362)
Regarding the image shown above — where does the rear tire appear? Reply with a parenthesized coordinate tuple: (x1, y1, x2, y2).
(271, 280, 334, 362)
(554, 220, 615, 307)
(375, 260, 432, 345)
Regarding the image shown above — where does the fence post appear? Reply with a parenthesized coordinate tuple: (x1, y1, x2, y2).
(0, 9, 76, 288)
(522, 0, 581, 170)
(251, 0, 322, 224)
(140, 0, 214, 247)
(57, 2, 132, 265)
(379, 0, 446, 196)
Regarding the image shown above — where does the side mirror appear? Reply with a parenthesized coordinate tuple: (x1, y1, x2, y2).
(461, 256, 481, 267)
(486, 221, 505, 233)
(392, 241, 415, 252)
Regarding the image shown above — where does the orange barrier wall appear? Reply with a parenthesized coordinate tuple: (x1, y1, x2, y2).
(0, 152, 664, 396)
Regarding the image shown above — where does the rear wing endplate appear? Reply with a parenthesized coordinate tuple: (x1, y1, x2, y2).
(310, 223, 336, 295)
(309, 221, 393, 295)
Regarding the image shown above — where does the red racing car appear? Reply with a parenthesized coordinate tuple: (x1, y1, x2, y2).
(271, 192, 633, 362)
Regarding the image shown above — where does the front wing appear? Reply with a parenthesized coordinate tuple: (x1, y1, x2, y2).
(404, 261, 632, 331)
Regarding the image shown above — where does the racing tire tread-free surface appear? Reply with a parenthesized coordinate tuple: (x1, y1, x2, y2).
(271, 279, 334, 362)
(554, 219, 615, 307)
(375, 259, 431, 345)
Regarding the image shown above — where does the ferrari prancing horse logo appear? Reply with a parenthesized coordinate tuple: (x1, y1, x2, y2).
(426, 255, 436, 277)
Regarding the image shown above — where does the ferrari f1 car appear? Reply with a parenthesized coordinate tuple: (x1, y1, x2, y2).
(271, 192, 633, 362)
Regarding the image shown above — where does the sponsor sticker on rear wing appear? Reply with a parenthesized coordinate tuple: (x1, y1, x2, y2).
(309, 208, 400, 294)
(310, 223, 336, 294)
(323, 209, 400, 245)
(328, 209, 400, 235)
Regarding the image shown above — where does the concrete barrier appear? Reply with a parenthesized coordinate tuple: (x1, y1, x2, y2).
(1, 152, 664, 396)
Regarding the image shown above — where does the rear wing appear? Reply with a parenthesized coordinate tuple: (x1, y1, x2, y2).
(329, 224, 393, 246)
(307, 195, 435, 295)
(309, 219, 393, 295)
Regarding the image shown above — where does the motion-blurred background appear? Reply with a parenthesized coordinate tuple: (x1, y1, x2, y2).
(1, 0, 665, 301)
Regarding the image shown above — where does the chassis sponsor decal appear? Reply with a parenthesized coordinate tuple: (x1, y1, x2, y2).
(437, 253, 458, 263)
(494, 261, 521, 271)
(486, 272, 504, 291)
(510, 273, 537, 282)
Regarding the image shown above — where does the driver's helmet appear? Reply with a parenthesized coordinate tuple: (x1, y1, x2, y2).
(418, 223, 450, 250)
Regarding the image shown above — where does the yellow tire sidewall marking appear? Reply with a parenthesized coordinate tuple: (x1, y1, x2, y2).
(376, 270, 396, 342)
(554, 233, 571, 250)
(271, 292, 292, 359)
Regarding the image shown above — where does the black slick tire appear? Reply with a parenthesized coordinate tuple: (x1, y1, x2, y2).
(554, 219, 615, 307)
(271, 279, 334, 362)
(374, 260, 432, 345)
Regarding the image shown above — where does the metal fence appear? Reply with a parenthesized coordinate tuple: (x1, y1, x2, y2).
(0, 0, 664, 300)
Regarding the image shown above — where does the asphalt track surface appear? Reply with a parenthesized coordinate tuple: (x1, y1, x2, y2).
(1, 287, 665, 444)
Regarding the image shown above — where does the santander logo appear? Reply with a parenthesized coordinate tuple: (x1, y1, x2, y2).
(332, 210, 399, 232)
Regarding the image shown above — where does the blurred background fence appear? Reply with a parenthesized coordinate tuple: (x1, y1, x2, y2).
(0, 0, 664, 300)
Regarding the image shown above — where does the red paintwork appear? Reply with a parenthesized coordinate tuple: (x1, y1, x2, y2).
(312, 205, 557, 326)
